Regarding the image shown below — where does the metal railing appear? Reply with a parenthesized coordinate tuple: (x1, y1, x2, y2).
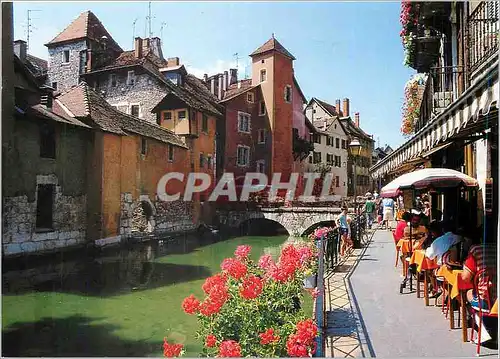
(314, 235, 326, 357)
(468, 1, 499, 75)
(415, 65, 465, 133)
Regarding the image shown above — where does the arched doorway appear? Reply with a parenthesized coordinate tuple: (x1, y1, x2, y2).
(131, 200, 155, 233)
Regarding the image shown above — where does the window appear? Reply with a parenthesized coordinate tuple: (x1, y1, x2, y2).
(326, 136, 332, 146)
(167, 144, 174, 161)
(314, 134, 321, 144)
(336, 138, 340, 149)
(308, 156, 312, 164)
(237, 146, 250, 166)
(40, 123, 56, 159)
(335, 176, 340, 188)
(259, 101, 266, 116)
(130, 105, 140, 117)
(207, 155, 212, 169)
(284, 85, 292, 103)
(199, 153, 205, 168)
(335, 155, 341, 167)
(178, 110, 186, 120)
(260, 69, 267, 82)
(127, 70, 136, 85)
(261, 59, 265, 64)
(62, 50, 70, 63)
(341, 139, 347, 149)
(247, 92, 254, 103)
(257, 129, 266, 144)
(51, 82, 58, 91)
(313, 109, 316, 114)
(163, 111, 172, 122)
(326, 154, 333, 165)
(202, 114, 208, 133)
(141, 138, 147, 156)
(238, 112, 251, 133)
(313, 152, 321, 164)
(256, 160, 265, 173)
(110, 74, 117, 87)
(36, 184, 54, 229)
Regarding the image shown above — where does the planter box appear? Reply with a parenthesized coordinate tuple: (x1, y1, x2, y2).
(304, 274, 317, 289)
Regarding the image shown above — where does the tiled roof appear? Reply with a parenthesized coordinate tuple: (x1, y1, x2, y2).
(26, 54, 47, 75)
(94, 50, 168, 71)
(56, 83, 187, 147)
(339, 116, 373, 142)
(250, 37, 296, 60)
(313, 97, 340, 117)
(46, 11, 122, 51)
(30, 104, 91, 128)
(220, 79, 254, 102)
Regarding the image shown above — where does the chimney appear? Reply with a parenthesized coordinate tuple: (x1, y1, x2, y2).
(134, 37, 143, 58)
(343, 98, 350, 117)
(223, 71, 228, 92)
(203, 74, 208, 83)
(210, 77, 216, 95)
(149, 37, 164, 60)
(218, 74, 223, 100)
(354, 112, 360, 127)
(335, 99, 341, 115)
(167, 57, 180, 67)
(40, 91, 53, 109)
(13, 39, 27, 60)
(229, 68, 238, 85)
(323, 120, 327, 130)
(142, 38, 150, 54)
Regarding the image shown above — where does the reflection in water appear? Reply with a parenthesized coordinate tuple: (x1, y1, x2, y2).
(2, 232, 219, 297)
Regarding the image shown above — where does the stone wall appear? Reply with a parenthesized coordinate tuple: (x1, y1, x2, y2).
(3, 175, 87, 256)
(120, 193, 196, 238)
(95, 70, 169, 124)
(47, 40, 87, 92)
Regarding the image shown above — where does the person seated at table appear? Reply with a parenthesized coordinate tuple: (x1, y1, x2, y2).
(422, 220, 443, 249)
(402, 213, 428, 250)
(460, 235, 497, 343)
(425, 221, 462, 264)
(393, 211, 411, 245)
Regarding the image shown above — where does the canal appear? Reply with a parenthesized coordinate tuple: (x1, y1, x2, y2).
(2, 228, 313, 357)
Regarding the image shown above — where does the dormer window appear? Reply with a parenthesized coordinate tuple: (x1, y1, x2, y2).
(166, 72, 182, 85)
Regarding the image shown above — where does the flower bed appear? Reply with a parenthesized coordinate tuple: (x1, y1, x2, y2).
(165, 240, 321, 357)
(401, 73, 427, 136)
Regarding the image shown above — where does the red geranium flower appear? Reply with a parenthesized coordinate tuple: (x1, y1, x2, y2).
(221, 258, 248, 280)
(295, 319, 318, 345)
(259, 328, 280, 345)
(286, 334, 309, 357)
(205, 334, 217, 348)
(258, 254, 274, 270)
(202, 273, 227, 295)
(163, 338, 184, 357)
(199, 296, 225, 316)
(234, 245, 251, 260)
(181, 294, 200, 315)
(239, 275, 263, 300)
(218, 340, 242, 357)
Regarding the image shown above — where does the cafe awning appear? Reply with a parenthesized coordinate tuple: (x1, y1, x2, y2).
(371, 63, 499, 179)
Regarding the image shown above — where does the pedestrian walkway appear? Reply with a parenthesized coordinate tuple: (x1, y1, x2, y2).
(325, 229, 498, 357)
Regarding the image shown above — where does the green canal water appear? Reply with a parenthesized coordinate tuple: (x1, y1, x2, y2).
(2, 233, 313, 357)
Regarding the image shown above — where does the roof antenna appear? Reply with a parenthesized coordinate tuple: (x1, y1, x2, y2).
(160, 22, 167, 40)
(148, 1, 153, 38)
(233, 52, 241, 71)
(272, 32, 275, 39)
(26, 9, 41, 51)
(132, 18, 138, 47)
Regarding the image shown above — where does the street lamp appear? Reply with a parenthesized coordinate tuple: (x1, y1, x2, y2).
(349, 138, 362, 247)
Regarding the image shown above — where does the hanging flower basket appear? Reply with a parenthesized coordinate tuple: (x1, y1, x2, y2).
(400, 74, 428, 136)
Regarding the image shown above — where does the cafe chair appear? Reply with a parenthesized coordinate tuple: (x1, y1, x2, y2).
(470, 268, 497, 356)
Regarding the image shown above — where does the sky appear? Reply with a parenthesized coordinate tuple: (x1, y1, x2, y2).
(13, 1, 415, 149)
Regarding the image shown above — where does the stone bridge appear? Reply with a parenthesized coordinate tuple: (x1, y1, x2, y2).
(217, 207, 345, 236)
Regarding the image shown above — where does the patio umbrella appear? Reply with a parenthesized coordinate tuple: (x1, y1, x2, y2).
(380, 168, 478, 198)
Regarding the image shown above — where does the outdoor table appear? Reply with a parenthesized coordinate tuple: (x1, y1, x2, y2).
(436, 266, 473, 342)
(397, 239, 424, 276)
(410, 250, 439, 306)
(491, 299, 498, 315)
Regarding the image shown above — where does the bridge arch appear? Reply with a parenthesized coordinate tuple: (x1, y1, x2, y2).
(301, 220, 337, 237)
(239, 217, 290, 236)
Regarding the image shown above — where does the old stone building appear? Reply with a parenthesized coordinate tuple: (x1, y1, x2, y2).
(3, 52, 91, 256)
(54, 82, 194, 243)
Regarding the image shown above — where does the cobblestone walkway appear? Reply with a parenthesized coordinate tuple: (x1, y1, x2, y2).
(324, 230, 375, 358)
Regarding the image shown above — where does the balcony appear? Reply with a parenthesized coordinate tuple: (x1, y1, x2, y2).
(414, 65, 465, 133)
(468, 1, 499, 78)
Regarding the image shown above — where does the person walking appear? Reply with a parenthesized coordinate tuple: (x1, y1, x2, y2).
(382, 196, 395, 230)
(336, 206, 352, 257)
(364, 196, 376, 229)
